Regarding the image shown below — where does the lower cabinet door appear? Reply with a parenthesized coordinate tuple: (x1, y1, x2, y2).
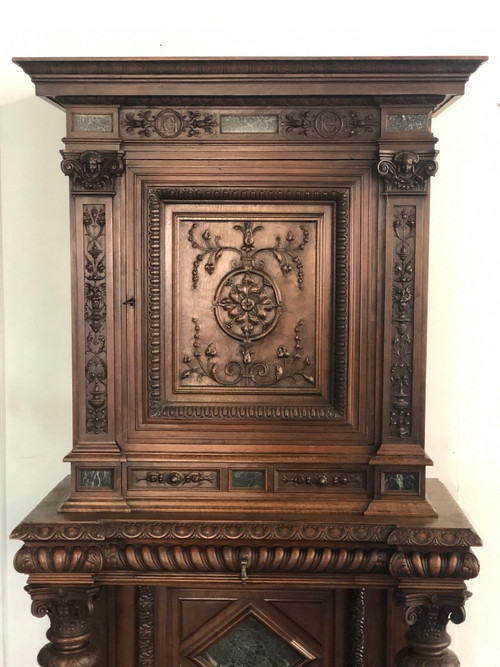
(171, 589, 333, 666)
(108, 585, 405, 667)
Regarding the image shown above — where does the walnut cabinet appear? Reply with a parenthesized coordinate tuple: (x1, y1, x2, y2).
(11, 57, 485, 666)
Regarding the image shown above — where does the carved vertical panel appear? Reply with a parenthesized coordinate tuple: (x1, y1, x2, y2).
(137, 586, 155, 667)
(347, 588, 365, 666)
(83, 204, 108, 434)
(390, 207, 416, 438)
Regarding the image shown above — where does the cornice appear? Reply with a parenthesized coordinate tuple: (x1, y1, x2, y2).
(13, 57, 487, 111)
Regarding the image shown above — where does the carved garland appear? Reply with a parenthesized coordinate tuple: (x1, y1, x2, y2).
(390, 207, 416, 438)
(83, 205, 108, 434)
(147, 186, 349, 420)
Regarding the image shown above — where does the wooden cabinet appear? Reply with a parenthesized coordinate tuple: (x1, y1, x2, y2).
(11, 57, 485, 666)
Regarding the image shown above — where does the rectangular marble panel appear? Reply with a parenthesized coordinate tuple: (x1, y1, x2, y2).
(73, 113, 113, 132)
(384, 472, 419, 492)
(221, 115, 278, 133)
(231, 470, 265, 489)
(80, 468, 114, 488)
(387, 113, 428, 132)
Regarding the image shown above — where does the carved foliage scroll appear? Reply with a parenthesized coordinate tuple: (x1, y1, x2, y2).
(83, 205, 108, 434)
(390, 207, 416, 438)
(121, 107, 379, 140)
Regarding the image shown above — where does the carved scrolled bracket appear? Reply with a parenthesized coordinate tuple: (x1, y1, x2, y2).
(390, 550, 480, 580)
(60, 150, 124, 192)
(27, 585, 100, 667)
(394, 589, 471, 667)
(377, 151, 438, 193)
(14, 546, 104, 574)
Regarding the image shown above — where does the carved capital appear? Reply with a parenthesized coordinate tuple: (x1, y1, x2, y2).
(60, 150, 124, 192)
(27, 585, 100, 667)
(390, 550, 480, 580)
(14, 546, 103, 574)
(395, 589, 470, 667)
(377, 151, 437, 193)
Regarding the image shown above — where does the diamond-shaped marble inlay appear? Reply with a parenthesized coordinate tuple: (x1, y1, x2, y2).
(202, 617, 303, 666)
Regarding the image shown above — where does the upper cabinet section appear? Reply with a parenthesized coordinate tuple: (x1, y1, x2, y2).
(13, 57, 486, 515)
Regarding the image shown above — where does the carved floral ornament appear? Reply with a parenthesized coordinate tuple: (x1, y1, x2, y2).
(181, 219, 315, 389)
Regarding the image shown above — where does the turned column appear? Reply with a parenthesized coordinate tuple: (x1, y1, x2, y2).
(27, 585, 100, 667)
(395, 589, 470, 667)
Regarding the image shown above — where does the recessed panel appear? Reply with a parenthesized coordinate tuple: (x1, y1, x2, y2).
(147, 202, 337, 420)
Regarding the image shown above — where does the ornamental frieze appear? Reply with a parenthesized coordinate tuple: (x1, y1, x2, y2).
(120, 107, 380, 140)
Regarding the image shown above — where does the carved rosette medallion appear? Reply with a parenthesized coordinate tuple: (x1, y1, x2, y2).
(61, 150, 124, 192)
(213, 269, 281, 341)
(314, 109, 343, 137)
(83, 205, 108, 434)
(390, 207, 416, 438)
(377, 151, 438, 193)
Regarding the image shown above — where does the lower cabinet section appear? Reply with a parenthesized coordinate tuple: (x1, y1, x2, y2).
(94, 585, 406, 666)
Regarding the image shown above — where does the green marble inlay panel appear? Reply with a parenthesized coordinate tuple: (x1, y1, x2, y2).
(80, 468, 114, 488)
(202, 617, 303, 666)
(73, 113, 113, 132)
(231, 470, 265, 489)
(384, 472, 418, 492)
(387, 114, 428, 132)
(221, 115, 278, 133)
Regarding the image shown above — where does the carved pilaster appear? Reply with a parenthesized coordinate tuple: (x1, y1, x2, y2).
(27, 585, 99, 667)
(347, 588, 365, 666)
(61, 150, 124, 192)
(377, 151, 437, 194)
(83, 204, 108, 435)
(395, 590, 470, 667)
(137, 586, 155, 667)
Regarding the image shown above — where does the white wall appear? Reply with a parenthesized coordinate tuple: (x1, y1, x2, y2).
(1, 2, 499, 665)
